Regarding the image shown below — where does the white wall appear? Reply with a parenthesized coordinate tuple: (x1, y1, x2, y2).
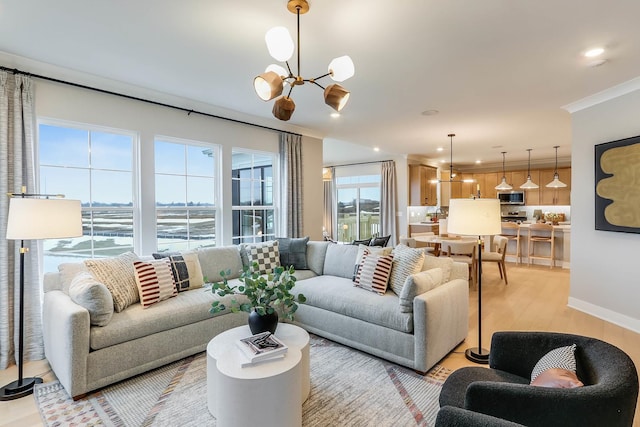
(34, 80, 324, 253)
(569, 84, 640, 333)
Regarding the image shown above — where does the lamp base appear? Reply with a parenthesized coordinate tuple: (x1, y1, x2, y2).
(0, 377, 42, 401)
(465, 347, 490, 364)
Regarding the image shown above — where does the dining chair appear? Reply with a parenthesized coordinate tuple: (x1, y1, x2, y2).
(482, 235, 509, 284)
(500, 222, 521, 264)
(528, 223, 555, 268)
(441, 240, 477, 288)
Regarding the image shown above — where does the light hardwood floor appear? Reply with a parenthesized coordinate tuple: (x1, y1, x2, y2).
(1, 263, 639, 426)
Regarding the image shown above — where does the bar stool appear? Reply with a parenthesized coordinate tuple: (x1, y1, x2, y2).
(528, 223, 555, 268)
(500, 222, 521, 264)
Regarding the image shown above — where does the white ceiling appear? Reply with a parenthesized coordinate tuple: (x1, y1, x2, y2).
(2, 0, 640, 169)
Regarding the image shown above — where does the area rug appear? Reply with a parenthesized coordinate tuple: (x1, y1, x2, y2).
(34, 336, 451, 426)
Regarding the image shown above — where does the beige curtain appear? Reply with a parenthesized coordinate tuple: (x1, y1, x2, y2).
(280, 133, 303, 237)
(380, 160, 398, 246)
(323, 167, 336, 240)
(0, 72, 43, 369)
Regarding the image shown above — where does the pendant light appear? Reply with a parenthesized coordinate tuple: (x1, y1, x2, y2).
(546, 145, 567, 188)
(495, 151, 513, 190)
(439, 133, 474, 183)
(520, 148, 539, 189)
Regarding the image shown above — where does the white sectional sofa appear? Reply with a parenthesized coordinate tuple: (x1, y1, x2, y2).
(43, 241, 469, 398)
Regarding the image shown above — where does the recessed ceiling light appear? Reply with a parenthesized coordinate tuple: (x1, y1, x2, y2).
(373, 147, 380, 152)
(330, 112, 341, 118)
(421, 109, 439, 116)
(440, 159, 446, 163)
(584, 47, 604, 58)
(436, 147, 444, 152)
(475, 160, 482, 164)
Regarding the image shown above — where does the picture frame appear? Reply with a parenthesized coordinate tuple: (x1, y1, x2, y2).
(594, 135, 640, 233)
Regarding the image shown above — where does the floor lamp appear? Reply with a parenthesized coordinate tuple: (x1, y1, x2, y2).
(447, 198, 501, 364)
(0, 191, 82, 400)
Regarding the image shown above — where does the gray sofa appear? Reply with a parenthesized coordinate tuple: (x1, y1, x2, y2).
(43, 241, 469, 398)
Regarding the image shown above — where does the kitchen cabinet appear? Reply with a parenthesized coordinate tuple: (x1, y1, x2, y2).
(482, 172, 499, 199)
(409, 164, 437, 206)
(539, 167, 571, 205)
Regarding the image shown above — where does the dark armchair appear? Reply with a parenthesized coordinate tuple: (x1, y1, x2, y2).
(438, 331, 638, 427)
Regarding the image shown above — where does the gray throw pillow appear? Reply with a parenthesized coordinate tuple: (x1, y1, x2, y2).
(276, 236, 310, 270)
(69, 272, 114, 326)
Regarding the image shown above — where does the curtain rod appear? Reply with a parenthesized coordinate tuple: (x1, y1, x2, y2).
(0, 65, 302, 137)
(326, 159, 393, 168)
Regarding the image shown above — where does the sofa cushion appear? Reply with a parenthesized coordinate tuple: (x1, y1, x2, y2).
(388, 244, 425, 296)
(422, 255, 454, 282)
(306, 241, 330, 275)
(152, 251, 204, 291)
(89, 281, 249, 350)
(133, 259, 178, 308)
(244, 241, 280, 274)
(58, 262, 89, 294)
(354, 252, 394, 295)
(68, 272, 114, 326)
(292, 275, 413, 333)
(197, 246, 244, 282)
(276, 236, 309, 270)
(84, 252, 139, 313)
(398, 268, 443, 313)
(323, 243, 359, 278)
(354, 245, 393, 279)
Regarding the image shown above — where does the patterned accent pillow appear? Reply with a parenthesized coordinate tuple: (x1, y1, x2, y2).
(388, 244, 425, 296)
(68, 272, 114, 326)
(247, 240, 280, 274)
(133, 259, 178, 308)
(353, 245, 393, 280)
(276, 236, 309, 270)
(152, 251, 204, 291)
(530, 344, 578, 383)
(84, 252, 139, 313)
(353, 252, 394, 295)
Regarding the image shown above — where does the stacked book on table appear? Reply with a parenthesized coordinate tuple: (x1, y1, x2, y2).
(236, 331, 288, 367)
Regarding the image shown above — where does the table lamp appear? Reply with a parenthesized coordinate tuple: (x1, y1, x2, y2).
(1, 192, 82, 400)
(447, 198, 501, 363)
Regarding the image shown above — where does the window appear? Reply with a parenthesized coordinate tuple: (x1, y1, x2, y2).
(231, 150, 276, 244)
(155, 138, 218, 252)
(39, 122, 136, 271)
(336, 174, 381, 243)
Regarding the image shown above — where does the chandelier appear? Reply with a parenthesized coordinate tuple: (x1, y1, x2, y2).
(253, 0, 355, 121)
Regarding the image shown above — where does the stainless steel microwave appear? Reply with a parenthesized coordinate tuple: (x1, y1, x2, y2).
(498, 191, 525, 205)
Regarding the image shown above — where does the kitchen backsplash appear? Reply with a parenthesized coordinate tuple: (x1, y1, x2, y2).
(407, 204, 570, 223)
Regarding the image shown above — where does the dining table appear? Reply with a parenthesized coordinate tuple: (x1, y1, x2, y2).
(412, 234, 477, 257)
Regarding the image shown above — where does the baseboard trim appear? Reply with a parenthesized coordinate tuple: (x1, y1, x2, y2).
(568, 297, 640, 334)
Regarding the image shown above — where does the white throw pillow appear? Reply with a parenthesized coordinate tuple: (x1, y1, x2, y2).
(398, 268, 444, 313)
(388, 244, 425, 297)
(84, 252, 139, 313)
(68, 272, 114, 326)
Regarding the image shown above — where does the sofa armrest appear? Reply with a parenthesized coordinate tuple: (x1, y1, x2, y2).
(450, 261, 469, 281)
(436, 406, 525, 427)
(465, 380, 615, 427)
(413, 278, 468, 372)
(43, 271, 63, 292)
(43, 290, 91, 398)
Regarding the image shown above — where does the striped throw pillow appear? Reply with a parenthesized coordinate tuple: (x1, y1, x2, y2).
(388, 245, 425, 297)
(354, 253, 394, 295)
(133, 259, 178, 308)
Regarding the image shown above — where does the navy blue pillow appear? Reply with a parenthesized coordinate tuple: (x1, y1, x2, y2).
(276, 236, 309, 270)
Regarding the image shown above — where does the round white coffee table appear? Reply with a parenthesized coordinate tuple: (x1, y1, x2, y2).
(206, 323, 310, 427)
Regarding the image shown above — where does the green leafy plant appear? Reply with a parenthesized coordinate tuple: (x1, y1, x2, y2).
(209, 263, 306, 321)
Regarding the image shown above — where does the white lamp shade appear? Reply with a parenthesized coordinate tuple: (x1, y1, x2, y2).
(495, 177, 513, 190)
(447, 198, 501, 236)
(546, 174, 567, 188)
(520, 177, 539, 189)
(265, 64, 288, 77)
(6, 198, 83, 240)
(265, 26, 294, 62)
(328, 55, 355, 82)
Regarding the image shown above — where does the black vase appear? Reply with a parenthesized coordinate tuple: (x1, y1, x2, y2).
(248, 310, 279, 335)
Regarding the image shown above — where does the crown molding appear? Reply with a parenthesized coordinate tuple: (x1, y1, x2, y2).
(563, 76, 640, 113)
